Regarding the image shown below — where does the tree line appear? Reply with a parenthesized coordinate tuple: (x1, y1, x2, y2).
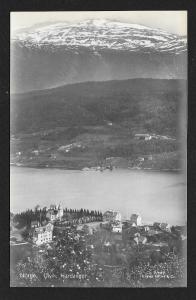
(12, 207, 103, 229)
(63, 208, 102, 218)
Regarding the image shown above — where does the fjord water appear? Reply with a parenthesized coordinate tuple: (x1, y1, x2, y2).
(10, 167, 186, 225)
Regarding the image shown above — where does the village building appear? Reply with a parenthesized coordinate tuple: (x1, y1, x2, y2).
(137, 157, 145, 162)
(144, 226, 150, 232)
(32, 150, 39, 155)
(135, 133, 175, 141)
(122, 227, 140, 245)
(130, 214, 142, 226)
(103, 241, 112, 252)
(111, 221, 122, 233)
(133, 235, 147, 245)
(122, 220, 131, 229)
(153, 222, 171, 232)
(41, 220, 48, 226)
(56, 205, 64, 219)
(58, 144, 72, 152)
(46, 205, 64, 222)
(33, 223, 54, 245)
(134, 134, 152, 141)
(103, 210, 122, 223)
(160, 223, 171, 232)
(181, 234, 187, 241)
(58, 143, 84, 153)
(46, 209, 58, 222)
(141, 155, 153, 161)
(30, 220, 41, 228)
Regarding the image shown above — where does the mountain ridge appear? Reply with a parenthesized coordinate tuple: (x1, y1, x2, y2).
(11, 20, 187, 93)
(12, 19, 186, 53)
(11, 77, 186, 97)
(11, 78, 186, 136)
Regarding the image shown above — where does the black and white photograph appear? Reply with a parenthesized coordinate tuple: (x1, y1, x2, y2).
(10, 11, 187, 287)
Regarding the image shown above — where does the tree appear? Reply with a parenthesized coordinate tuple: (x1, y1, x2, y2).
(21, 228, 29, 240)
(34, 205, 40, 212)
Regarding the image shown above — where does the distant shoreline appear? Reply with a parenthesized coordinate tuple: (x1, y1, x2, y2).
(10, 163, 182, 173)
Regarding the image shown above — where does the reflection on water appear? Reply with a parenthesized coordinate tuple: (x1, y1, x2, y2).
(10, 167, 186, 225)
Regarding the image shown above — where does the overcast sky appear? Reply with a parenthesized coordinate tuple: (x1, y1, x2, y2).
(11, 11, 187, 36)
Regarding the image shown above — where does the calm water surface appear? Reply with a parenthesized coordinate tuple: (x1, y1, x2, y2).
(10, 167, 186, 225)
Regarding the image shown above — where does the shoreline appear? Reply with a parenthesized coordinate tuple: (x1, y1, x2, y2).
(10, 163, 182, 173)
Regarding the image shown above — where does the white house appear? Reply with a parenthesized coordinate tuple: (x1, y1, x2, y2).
(130, 214, 142, 226)
(111, 221, 122, 233)
(56, 205, 64, 220)
(33, 223, 54, 245)
(144, 226, 150, 232)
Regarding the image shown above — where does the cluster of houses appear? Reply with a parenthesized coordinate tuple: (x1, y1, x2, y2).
(31, 204, 101, 245)
(102, 210, 143, 233)
(30, 205, 172, 246)
(134, 133, 175, 141)
(102, 210, 172, 247)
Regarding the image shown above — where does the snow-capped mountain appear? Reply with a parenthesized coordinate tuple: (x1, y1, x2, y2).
(11, 19, 187, 93)
(12, 19, 186, 53)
